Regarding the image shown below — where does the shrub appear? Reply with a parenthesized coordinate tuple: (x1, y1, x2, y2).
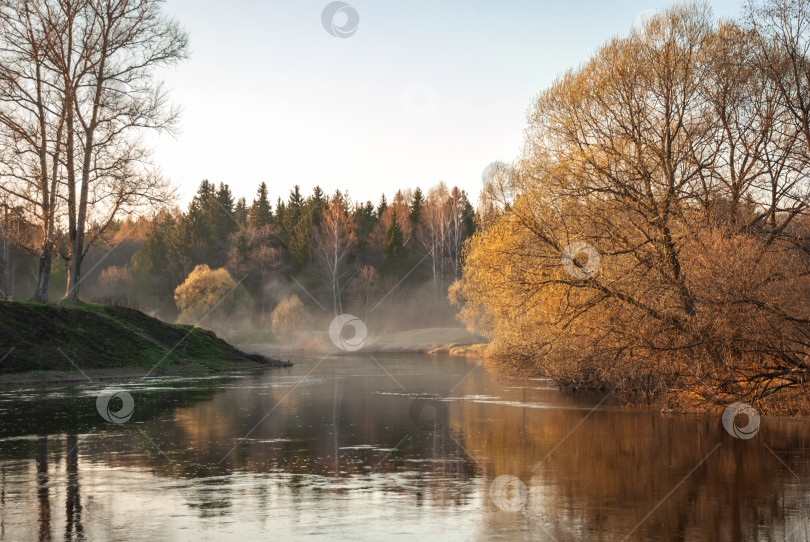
(174, 264, 250, 323)
(270, 294, 309, 339)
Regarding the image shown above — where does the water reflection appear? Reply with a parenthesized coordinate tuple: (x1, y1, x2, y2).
(0, 355, 808, 540)
(65, 434, 83, 541)
(36, 436, 50, 541)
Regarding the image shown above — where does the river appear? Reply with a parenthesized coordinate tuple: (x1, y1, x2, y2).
(0, 353, 808, 541)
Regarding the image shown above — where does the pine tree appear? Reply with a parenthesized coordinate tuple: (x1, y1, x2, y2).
(382, 208, 408, 276)
(215, 183, 238, 239)
(282, 185, 304, 249)
(409, 187, 424, 225)
(177, 180, 217, 263)
(310, 186, 326, 226)
(248, 182, 273, 229)
(376, 194, 388, 219)
(289, 185, 304, 212)
(353, 201, 377, 253)
(188, 180, 215, 236)
(233, 229, 252, 263)
(289, 213, 312, 272)
(462, 199, 476, 238)
(275, 197, 286, 227)
(234, 197, 248, 228)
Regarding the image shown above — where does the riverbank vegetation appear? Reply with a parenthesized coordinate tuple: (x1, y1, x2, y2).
(452, 0, 810, 415)
(0, 300, 287, 374)
(0, 179, 476, 337)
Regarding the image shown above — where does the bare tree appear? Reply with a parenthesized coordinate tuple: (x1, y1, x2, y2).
(348, 265, 380, 322)
(0, 0, 65, 301)
(57, 0, 187, 301)
(419, 182, 450, 298)
(748, 0, 810, 155)
(445, 186, 470, 279)
(311, 193, 357, 314)
(454, 3, 810, 412)
(0, 0, 186, 302)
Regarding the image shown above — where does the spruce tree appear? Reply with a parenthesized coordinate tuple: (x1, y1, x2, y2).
(409, 187, 424, 225)
(382, 209, 408, 276)
(289, 213, 312, 271)
(353, 201, 376, 253)
(234, 197, 249, 228)
(376, 194, 388, 219)
(248, 182, 273, 229)
(215, 183, 238, 239)
(310, 186, 326, 226)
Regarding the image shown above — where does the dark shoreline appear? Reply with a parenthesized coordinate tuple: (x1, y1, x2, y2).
(0, 360, 292, 385)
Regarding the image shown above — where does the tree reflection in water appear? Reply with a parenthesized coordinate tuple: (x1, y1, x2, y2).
(0, 356, 808, 541)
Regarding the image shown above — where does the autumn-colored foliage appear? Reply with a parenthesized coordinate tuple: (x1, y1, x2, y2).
(453, 1, 810, 414)
(174, 264, 249, 323)
(271, 294, 310, 338)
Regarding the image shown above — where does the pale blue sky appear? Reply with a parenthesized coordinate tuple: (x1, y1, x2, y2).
(152, 0, 744, 206)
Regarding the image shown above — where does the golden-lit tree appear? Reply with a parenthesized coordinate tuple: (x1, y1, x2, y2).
(174, 264, 247, 323)
(270, 294, 310, 339)
(453, 2, 810, 413)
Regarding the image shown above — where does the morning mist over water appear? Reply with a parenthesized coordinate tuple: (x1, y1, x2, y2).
(2, 0, 810, 540)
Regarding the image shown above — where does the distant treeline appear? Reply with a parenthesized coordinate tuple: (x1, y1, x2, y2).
(0, 180, 476, 331)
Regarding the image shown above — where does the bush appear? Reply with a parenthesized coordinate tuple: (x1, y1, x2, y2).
(174, 264, 251, 323)
(270, 294, 309, 339)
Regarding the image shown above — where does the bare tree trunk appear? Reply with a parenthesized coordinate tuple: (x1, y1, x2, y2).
(0, 205, 8, 300)
(65, 147, 91, 302)
(64, 74, 78, 301)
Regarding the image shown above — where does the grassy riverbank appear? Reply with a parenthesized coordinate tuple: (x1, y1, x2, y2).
(0, 301, 290, 375)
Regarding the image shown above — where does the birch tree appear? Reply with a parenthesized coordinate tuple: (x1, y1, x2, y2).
(311, 193, 356, 314)
(0, 0, 65, 301)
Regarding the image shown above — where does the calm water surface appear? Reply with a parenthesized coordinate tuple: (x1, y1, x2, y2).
(0, 354, 809, 541)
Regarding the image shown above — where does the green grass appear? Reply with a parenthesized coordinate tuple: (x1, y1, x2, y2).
(0, 300, 286, 373)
